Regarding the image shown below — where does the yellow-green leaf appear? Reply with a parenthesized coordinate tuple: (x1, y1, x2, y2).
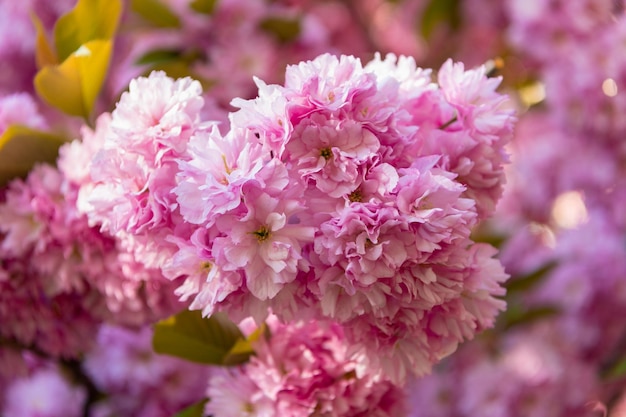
(54, 0, 122, 61)
(34, 39, 113, 119)
(222, 322, 268, 366)
(135, 49, 183, 66)
(190, 0, 218, 15)
(31, 13, 58, 68)
(131, 0, 181, 28)
(0, 125, 66, 186)
(153, 310, 244, 365)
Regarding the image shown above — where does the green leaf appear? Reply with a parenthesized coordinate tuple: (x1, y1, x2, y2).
(131, 0, 182, 28)
(505, 261, 558, 294)
(190, 0, 218, 15)
(172, 399, 209, 417)
(136, 47, 205, 66)
(259, 17, 301, 43)
(54, 0, 122, 61)
(499, 304, 560, 331)
(153, 310, 244, 365)
(0, 125, 66, 186)
(144, 60, 215, 91)
(135, 49, 183, 66)
(222, 322, 268, 366)
(35, 39, 113, 119)
(419, 0, 462, 41)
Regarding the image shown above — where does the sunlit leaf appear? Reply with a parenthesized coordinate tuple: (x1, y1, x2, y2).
(131, 0, 181, 28)
(153, 310, 244, 365)
(419, 0, 462, 41)
(260, 17, 301, 43)
(0, 125, 66, 186)
(222, 322, 268, 366)
(172, 399, 209, 417)
(34, 40, 113, 118)
(190, 0, 218, 15)
(54, 0, 122, 61)
(31, 13, 58, 68)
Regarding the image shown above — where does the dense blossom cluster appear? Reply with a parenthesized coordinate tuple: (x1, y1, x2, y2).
(0, 105, 184, 361)
(0, 159, 184, 357)
(74, 53, 513, 384)
(206, 318, 405, 417)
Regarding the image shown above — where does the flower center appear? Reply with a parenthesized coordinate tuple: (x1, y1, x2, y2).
(348, 188, 362, 202)
(320, 147, 332, 160)
(253, 225, 272, 242)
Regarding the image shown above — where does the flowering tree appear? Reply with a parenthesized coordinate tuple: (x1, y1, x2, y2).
(0, 0, 624, 416)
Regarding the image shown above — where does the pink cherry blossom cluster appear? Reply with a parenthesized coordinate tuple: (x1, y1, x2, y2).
(206, 317, 406, 417)
(0, 102, 184, 362)
(76, 52, 514, 383)
(0, 160, 183, 359)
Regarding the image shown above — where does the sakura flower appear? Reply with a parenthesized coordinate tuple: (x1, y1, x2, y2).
(82, 72, 211, 269)
(108, 71, 204, 154)
(364, 53, 434, 100)
(206, 367, 275, 417)
(230, 78, 292, 157)
(58, 113, 111, 187)
(284, 53, 376, 113)
(286, 114, 380, 198)
(313, 202, 414, 320)
(438, 59, 512, 140)
(212, 189, 315, 300)
(175, 126, 267, 226)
